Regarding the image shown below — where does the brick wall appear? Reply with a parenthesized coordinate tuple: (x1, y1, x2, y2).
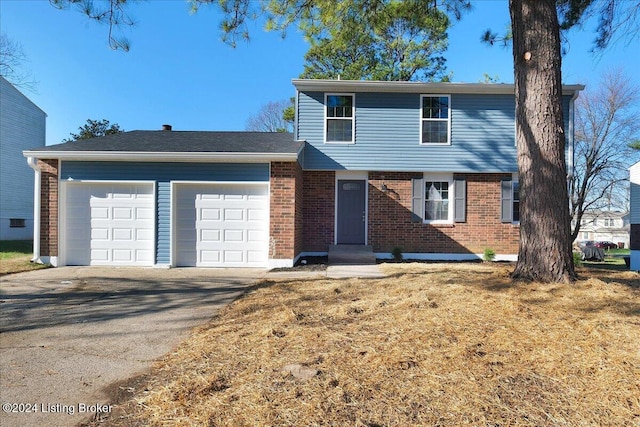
(270, 162, 303, 260)
(39, 159, 58, 256)
(368, 172, 519, 254)
(302, 171, 335, 252)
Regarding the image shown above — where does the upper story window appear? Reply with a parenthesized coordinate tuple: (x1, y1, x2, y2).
(604, 218, 615, 227)
(421, 95, 450, 145)
(325, 94, 355, 143)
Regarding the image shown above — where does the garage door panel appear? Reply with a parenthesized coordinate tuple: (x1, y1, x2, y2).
(200, 192, 222, 199)
(247, 209, 266, 221)
(201, 229, 221, 242)
(175, 183, 268, 267)
(112, 207, 133, 220)
(223, 251, 244, 263)
(248, 230, 266, 242)
(64, 183, 155, 266)
(136, 229, 154, 241)
(136, 250, 153, 261)
(136, 207, 154, 220)
(247, 250, 267, 263)
(201, 208, 221, 221)
(91, 249, 110, 262)
(113, 228, 133, 241)
(224, 229, 244, 242)
(201, 250, 221, 263)
(113, 249, 133, 262)
(91, 207, 110, 219)
(223, 208, 243, 221)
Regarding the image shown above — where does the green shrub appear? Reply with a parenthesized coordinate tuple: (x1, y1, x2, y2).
(391, 246, 403, 261)
(483, 248, 496, 262)
(573, 251, 583, 267)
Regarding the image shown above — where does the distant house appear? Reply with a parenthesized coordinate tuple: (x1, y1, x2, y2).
(23, 79, 583, 268)
(630, 162, 640, 271)
(0, 76, 46, 240)
(574, 210, 630, 248)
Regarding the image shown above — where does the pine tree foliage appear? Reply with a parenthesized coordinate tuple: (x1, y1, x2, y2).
(63, 119, 124, 142)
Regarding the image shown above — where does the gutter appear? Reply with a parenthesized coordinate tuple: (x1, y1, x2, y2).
(26, 156, 41, 263)
(292, 79, 585, 96)
(21, 151, 301, 163)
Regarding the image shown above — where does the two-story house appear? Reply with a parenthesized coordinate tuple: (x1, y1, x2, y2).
(23, 79, 582, 268)
(573, 210, 630, 248)
(1, 76, 46, 240)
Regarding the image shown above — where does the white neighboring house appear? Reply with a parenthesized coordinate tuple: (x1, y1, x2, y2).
(630, 162, 640, 271)
(0, 76, 46, 240)
(574, 210, 630, 248)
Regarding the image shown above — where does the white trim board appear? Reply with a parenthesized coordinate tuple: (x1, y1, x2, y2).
(376, 253, 518, 262)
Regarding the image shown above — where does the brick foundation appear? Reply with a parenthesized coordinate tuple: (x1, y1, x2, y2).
(39, 159, 59, 257)
(269, 162, 304, 260)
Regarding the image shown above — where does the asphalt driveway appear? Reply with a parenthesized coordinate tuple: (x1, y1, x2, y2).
(0, 267, 265, 427)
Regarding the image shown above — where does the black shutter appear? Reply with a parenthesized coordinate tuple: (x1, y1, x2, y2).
(411, 178, 424, 223)
(454, 179, 466, 222)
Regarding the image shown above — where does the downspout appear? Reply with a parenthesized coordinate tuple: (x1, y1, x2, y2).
(567, 90, 579, 181)
(26, 156, 41, 263)
(567, 90, 580, 213)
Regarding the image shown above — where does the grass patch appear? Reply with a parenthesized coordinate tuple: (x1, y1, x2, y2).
(605, 248, 630, 256)
(0, 240, 49, 275)
(96, 263, 640, 427)
(583, 252, 631, 271)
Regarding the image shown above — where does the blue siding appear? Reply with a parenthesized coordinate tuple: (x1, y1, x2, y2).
(61, 162, 269, 265)
(157, 181, 171, 264)
(61, 162, 269, 182)
(298, 91, 573, 172)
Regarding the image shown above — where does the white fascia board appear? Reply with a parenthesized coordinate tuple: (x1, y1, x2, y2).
(292, 79, 585, 96)
(22, 151, 300, 163)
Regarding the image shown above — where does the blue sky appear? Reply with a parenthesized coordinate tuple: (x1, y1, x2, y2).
(1, 0, 638, 146)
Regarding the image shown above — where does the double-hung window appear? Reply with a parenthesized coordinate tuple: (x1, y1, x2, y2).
(412, 173, 466, 224)
(425, 180, 450, 221)
(501, 178, 520, 223)
(421, 95, 450, 144)
(325, 94, 354, 143)
(512, 182, 520, 222)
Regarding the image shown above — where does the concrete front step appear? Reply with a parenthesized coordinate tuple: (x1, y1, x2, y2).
(328, 245, 376, 265)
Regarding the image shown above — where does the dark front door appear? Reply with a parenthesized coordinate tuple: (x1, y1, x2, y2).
(337, 179, 366, 244)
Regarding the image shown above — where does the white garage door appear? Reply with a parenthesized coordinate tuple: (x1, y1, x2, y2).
(64, 182, 155, 266)
(174, 183, 269, 267)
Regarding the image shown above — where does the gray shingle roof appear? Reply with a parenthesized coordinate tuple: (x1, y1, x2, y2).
(32, 131, 301, 153)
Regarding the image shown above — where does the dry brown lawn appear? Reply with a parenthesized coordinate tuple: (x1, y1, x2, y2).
(99, 263, 640, 427)
(0, 254, 48, 276)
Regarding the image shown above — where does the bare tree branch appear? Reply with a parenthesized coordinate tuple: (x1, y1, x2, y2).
(569, 69, 640, 241)
(0, 33, 37, 92)
(245, 99, 294, 133)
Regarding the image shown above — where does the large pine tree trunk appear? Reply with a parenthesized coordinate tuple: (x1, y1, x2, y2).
(509, 0, 576, 282)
